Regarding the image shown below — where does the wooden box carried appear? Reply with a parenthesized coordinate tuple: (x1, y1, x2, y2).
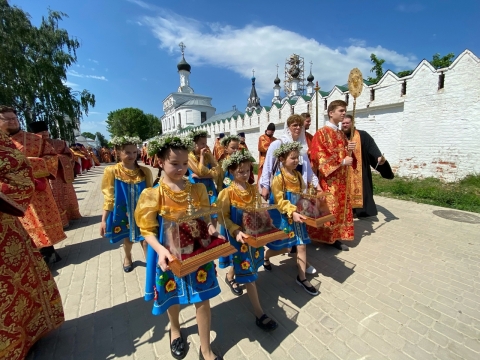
(292, 185, 335, 228)
(163, 195, 235, 277)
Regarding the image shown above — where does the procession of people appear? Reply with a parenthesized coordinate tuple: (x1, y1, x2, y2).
(0, 99, 390, 359)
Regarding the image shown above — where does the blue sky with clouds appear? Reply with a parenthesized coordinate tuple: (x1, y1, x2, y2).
(11, 0, 480, 138)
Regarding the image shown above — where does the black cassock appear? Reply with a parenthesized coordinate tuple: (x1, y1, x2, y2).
(354, 130, 393, 218)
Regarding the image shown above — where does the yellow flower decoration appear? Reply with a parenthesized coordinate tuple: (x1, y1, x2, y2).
(240, 244, 248, 253)
(254, 251, 260, 259)
(288, 231, 295, 238)
(196, 269, 208, 283)
(240, 260, 250, 270)
(288, 218, 293, 224)
(208, 190, 214, 196)
(165, 279, 176, 293)
(114, 226, 122, 234)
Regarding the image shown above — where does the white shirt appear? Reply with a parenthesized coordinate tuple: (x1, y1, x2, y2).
(259, 138, 319, 191)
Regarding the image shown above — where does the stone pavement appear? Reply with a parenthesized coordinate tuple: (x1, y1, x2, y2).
(27, 164, 480, 360)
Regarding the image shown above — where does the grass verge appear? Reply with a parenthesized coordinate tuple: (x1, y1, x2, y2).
(372, 174, 480, 213)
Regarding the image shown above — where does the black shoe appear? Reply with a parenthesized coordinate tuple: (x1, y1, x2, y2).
(123, 260, 133, 273)
(289, 245, 297, 254)
(224, 274, 243, 296)
(296, 276, 319, 296)
(199, 347, 223, 360)
(332, 240, 349, 251)
(169, 330, 186, 360)
(263, 259, 272, 272)
(255, 314, 278, 332)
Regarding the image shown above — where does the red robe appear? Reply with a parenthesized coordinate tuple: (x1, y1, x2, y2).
(49, 139, 82, 223)
(0, 131, 64, 359)
(305, 131, 315, 170)
(10, 130, 67, 248)
(212, 139, 224, 162)
(257, 134, 276, 186)
(308, 126, 354, 243)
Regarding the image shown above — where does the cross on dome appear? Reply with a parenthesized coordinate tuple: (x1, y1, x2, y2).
(179, 42, 186, 56)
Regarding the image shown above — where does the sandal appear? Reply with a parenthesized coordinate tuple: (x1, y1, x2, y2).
(296, 276, 319, 296)
(224, 274, 243, 296)
(263, 259, 272, 272)
(256, 314, 278, 332)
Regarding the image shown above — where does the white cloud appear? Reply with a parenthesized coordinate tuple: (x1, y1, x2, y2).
(62, 80, 79, 88)
(88, 58, 99, 64)
(88, 111, 102, 115)
(67, 69, 108, 81)
(137, 5, 418, 96)
(396, 3, 425, 12)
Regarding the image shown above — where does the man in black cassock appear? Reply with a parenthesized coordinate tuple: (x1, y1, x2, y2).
(342, 115, 393, 217)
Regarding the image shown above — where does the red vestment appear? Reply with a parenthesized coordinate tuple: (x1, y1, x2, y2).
(305, 131, 315, 170)
(10, 130, 67, 248)
(0, 131, 64, 359)
(212, 139, 224, 162)
(49, 139, 82, 223)
(308, 126, 354, 243)
(257, 134, 276, 186)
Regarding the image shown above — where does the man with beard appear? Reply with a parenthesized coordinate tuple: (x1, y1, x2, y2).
(342, 115, 389, 218)
(0, 106, 66, 263)
(309, 100, 355, 251)
(257, 123, 276, 187)
(30, 121, 82, 228)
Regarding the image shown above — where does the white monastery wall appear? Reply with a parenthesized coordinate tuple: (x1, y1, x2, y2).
(175, 50, 479, 182)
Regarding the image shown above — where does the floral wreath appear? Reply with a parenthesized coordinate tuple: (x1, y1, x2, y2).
(189, 129, 208, 141)
(147, 135, 194, 156)
(220, 135, 240, 147)
(110, 135, 142, 147)
(273, 141, 303, 158)
(222, 148, 256, 171)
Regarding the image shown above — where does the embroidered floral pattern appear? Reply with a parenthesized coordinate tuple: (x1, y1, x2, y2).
(240, 260, 251, 270)
(288, 231, 295, 238)
(114, 226, 122, 234)
(165, 279, 176, 293)
(254, 250, 260, 259)
(240, 244, 248, 253)
(288, 218, 293, 224)
(208, 190, 214, 196)
(196, 269, 207, 283)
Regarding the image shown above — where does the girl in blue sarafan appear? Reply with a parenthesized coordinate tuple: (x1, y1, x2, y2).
(217, 134, 240, 190)
(100, 135, 153, 273)
(135, 135, 225, 360)
(216, 149, 278, 331)
(186, 130, 221, 206)
(265, 141, 319, 296)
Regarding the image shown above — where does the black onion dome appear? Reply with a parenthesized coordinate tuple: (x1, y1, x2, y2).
(307, 71, 314, 82)
(274, 75, 281, 85)
(177, 55, 191, 72)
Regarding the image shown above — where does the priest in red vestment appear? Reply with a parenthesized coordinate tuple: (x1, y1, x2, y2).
(0, 108, 67, 262)
(30, 121, 82, 227)
(309, 100, 356, 251)
(257, 123, 276, 188)
(301, 113, 315, 169)
(212, 133, 225, 162)
(0, 121, 64, 360)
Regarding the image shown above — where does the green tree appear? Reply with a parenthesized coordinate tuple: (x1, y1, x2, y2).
(95, 131, 108, 147)
(430, 52, 455, 69)
(397, 70, 413, 78)
(106, 107, 161, 140)
(81, 131, 95, 139)
(0, 0, 95, 142)
(366, 53, 385, 84)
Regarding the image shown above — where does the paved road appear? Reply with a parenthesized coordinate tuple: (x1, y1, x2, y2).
(27, 164, 480, 360)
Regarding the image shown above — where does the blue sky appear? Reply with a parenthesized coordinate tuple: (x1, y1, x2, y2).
(11, 0, 480, 139)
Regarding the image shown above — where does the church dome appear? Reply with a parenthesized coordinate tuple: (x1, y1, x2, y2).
(307, 71, 314, 82)
(177, 55, 191, 72)
(274, 75, 281, 85)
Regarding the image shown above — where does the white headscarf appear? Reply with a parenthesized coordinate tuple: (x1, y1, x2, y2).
(280, 123, 308, 165)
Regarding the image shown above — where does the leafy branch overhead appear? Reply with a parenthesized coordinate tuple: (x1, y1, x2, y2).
(0, 0, 95, 142)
